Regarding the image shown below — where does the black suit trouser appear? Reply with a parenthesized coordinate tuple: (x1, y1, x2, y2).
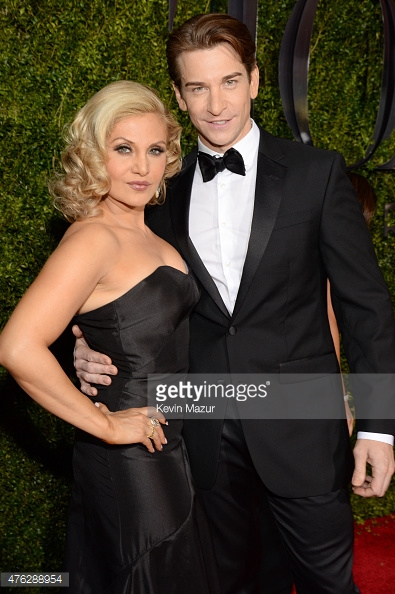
(195, 419, 358, 594)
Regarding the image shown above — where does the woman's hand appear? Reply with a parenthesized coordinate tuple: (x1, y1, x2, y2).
(95, 403, 167, 453)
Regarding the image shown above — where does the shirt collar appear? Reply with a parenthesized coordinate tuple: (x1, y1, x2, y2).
(197, 119, 260, 170)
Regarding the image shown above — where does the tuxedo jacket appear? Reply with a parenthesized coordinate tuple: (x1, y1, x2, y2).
(146, 127, 395, 498)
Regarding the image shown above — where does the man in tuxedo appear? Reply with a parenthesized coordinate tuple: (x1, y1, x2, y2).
(74, 13, 395, 593)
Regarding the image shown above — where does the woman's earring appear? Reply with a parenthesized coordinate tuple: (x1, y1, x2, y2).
(155, 188, 160, 199)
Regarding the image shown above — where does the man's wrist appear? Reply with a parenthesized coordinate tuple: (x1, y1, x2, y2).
(357, 431, 394, 446)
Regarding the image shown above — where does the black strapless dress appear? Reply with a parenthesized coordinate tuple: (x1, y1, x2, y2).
(65, 266, 219, 594)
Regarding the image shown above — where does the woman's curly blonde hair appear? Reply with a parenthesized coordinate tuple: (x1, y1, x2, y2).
(50, 80, 182, 222)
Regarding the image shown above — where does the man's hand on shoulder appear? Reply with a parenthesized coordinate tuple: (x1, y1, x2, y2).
(352, 438, 395, 498)
(72, 325, 118, 396)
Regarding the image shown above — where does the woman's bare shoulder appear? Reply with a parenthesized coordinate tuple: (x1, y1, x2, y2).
(59, 218, 121, 255)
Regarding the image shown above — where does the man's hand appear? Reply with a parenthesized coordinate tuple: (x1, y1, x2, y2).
(72, 325, 118, 396)
(352, 438, 395, 497)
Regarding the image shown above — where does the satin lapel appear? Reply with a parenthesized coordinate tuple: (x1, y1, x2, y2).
(232, 137, 287, 319)
(170, 151, 230, 318)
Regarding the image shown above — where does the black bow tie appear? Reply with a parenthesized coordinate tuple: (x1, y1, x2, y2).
(198, 148, 246, 182)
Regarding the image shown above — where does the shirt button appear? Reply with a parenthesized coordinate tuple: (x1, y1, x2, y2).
(228, 326, 237, 336)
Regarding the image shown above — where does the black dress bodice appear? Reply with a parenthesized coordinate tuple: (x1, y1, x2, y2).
(73, 265, 199, 411)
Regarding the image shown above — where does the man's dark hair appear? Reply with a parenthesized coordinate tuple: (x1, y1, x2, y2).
(167, 13, 257, 90)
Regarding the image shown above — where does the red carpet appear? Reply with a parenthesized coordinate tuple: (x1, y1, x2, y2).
(290, 515, 395, 593)
(353, 515, 395, 594)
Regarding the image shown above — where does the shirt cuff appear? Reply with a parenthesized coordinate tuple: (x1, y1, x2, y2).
(357, 431, 394, 446)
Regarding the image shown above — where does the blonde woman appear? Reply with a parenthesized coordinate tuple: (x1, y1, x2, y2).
(0, 81, 218, 594)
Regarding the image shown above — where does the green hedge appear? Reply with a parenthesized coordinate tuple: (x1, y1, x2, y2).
(1, 0, 395, 585)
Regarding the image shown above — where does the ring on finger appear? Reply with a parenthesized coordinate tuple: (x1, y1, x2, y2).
(150, 417, 160, 428)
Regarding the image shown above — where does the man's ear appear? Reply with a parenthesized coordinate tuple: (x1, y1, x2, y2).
(172, 82, 188, 112)
(250, 65, 259, 100)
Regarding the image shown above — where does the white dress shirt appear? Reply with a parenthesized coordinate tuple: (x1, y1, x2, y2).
(189, 120, 259, 314)
(188, 119, 394, 445)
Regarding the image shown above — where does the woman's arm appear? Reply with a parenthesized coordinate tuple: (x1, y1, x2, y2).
(0, 224, 165, 451)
